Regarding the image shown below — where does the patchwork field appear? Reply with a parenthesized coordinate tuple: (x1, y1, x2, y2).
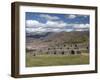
(26, 53, 89, 67)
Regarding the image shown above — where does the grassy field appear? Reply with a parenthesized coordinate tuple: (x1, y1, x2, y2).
(26, 53, 89, 67)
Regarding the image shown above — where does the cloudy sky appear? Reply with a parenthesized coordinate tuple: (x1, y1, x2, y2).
(25, 12, 90, 33)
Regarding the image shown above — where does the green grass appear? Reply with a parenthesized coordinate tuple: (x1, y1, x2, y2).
(26, 53, 89, 67)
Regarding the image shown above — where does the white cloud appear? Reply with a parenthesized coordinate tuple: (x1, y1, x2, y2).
(65, 14, 88, 19)
(26, 27, 46, 33)
(26, 20, 67, 33)
(68, 14, 77, 19)
(65, 29, 74, 32)
(26, 20, 89, 33)
(26, 20, 67, 28)
(75, 29, 89, 31)
(40, 14, 60, 20)
(26, 20, 45, 28)
(84, 15, 88, 18)
(67, 14, 88, 19)
(46, 21, 67, 28)
(73, 23, 89, 28)
(26, 20, 39, 27)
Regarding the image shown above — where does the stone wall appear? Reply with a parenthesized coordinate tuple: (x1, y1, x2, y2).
(26, 43, 89, 56)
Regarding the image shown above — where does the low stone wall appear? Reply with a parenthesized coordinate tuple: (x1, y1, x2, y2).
(26, 43, 89, 56)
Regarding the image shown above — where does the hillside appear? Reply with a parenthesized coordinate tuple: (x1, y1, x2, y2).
(26, 31, 89, 49)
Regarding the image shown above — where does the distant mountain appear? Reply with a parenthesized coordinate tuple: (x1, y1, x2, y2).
(45, 31, 89, 43)
(26, 31, 89, 48)
(26, 31, 89, 45)
(26, 32, 53, 39)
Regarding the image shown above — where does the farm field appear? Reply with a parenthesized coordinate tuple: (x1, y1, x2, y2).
(26, 53, 89, 67)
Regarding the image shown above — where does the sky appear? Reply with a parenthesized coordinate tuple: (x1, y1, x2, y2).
(25, 12, 90, 33)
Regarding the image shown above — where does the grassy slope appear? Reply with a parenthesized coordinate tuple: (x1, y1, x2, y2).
(26, 54, 89, 67)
